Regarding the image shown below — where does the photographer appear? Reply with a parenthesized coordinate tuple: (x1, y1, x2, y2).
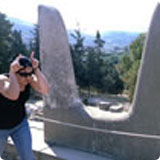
(0, 52, 50, 160)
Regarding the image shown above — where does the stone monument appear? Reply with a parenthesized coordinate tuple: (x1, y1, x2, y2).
(39, 3, 160, 160)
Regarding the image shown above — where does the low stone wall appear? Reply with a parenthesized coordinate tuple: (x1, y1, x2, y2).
(2, 120, 109, 160)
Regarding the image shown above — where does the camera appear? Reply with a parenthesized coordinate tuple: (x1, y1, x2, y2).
(19, 57, 32, 68)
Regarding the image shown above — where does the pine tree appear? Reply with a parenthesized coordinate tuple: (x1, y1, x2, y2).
(92, 31, 105, 89)
(0, 12, 29, 73)
(70, 29, 86, 88)
(118, 34, 145, 100)
(29, 24, 40, 60)
(0, 13, 13, 73)
(10, 30, 28, 57)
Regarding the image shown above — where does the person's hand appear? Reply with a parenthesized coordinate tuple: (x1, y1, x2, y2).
(30, 51, 39, 70)
(10, 54, 23, 73)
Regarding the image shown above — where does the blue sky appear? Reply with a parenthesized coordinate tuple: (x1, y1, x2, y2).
(0, 0, 159, 34)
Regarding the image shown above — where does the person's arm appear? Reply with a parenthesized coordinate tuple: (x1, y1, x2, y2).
(0, 55, 22, 100)
(29, 68, 50, 95)
(29, 51, 50, 95)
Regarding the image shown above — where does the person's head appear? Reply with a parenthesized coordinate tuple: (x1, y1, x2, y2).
(16, 56, 34, 86)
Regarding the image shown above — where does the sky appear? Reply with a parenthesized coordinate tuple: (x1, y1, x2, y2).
(0, 0, 159, 34)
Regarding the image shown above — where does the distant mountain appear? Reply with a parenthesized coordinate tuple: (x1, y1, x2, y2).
(8, 17, 140, 53)
(67, 30, 95, 46)
(8, 17, 34, 46)
(68, 30, 140, 53)
(102, 31, 140, 52)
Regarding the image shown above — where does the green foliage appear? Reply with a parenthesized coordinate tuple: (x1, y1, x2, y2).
(117, 55, 132, 82)
(10, 30, 28, 56)
(94, 30, 105, 52)
(70, 29, 87, 87)
(85, 47, 102, 90)
(0, 12, 29, 73)
(118, 34, 145, 100)
(0, 13, 13, 73)
(70, 30, 124, 95)
(101, 57, 124, 94)
(29, 24, 40, 60)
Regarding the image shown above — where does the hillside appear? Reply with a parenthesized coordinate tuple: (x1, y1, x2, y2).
(68, 30, 140, 53)
(8, 17, 140, 53)
(8, 17, 34, 46)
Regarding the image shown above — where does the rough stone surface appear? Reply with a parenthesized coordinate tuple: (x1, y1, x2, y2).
(39, 5, 80, 110)
(39, 3, 160, 160)
(39, 4, 93, 154)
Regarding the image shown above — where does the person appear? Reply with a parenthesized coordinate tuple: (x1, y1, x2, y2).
(0, 51, 50, 160)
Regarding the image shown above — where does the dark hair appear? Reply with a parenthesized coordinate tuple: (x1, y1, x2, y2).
(19, 57, 32, 68)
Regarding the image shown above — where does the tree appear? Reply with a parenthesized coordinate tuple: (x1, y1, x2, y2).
(118, 34, 145, 100)
(85, 47, 100, 95)
(10, 30, 28, 57)
(92, 31, 105, 89)
(0, 12, 29, 73)
(94, 30, 105, 53)
(70, 29, 124, 95)
(29, 24, 40, 60)
(70, 29, 87, 88)
(0, 13, 13, 73)
(101, 57, 124, 94)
